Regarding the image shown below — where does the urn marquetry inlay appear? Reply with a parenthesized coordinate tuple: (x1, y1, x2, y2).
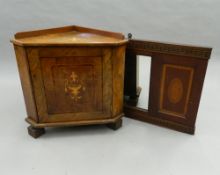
(64, 71, 86, 101)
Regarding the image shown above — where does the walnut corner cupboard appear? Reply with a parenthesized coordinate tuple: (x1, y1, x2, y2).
(11, 25, 212, 138)
(11, 25, 128, 138)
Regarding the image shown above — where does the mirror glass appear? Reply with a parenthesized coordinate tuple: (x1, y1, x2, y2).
(136, 55, 151, 110)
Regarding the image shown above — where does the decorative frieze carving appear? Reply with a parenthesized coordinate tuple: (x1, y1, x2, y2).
(127, 39, 211, 59)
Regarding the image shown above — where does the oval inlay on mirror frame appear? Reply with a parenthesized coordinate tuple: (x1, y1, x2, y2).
(159, 64, 194, 118)
(167, 78, 183, 104)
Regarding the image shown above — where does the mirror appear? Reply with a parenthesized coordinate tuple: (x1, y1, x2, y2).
(136, 55, 151, 110)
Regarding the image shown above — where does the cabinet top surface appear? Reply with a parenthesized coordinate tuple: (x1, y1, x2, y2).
(11, 25, 128, 46)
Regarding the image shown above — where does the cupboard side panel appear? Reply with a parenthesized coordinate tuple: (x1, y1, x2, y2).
(112, 45, 126, 117)
(13, 45, 38, 122)
(102, 48, 113, 117)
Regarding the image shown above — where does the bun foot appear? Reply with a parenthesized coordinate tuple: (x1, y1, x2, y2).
(27, 126, 45, 138)
(107, 119, 122, 130)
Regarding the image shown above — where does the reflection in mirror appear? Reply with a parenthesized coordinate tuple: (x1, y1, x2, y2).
(136, 55, 151, 110)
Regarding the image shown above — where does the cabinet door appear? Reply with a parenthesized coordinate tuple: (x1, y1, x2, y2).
(124, 39, 212, 134)
(27, 47, 112, 123)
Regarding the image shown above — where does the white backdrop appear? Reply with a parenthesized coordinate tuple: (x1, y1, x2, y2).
(0, 0, 220, 175)
(1, 0, 220, 73)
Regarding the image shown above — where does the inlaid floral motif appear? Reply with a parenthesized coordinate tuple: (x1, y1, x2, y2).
(64, 71, 86, 101)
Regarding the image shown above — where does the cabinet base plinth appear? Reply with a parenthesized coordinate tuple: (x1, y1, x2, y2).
(106, 119, 122, 130)
(27, 126, 45, 138)
(26, 114, 123, 138)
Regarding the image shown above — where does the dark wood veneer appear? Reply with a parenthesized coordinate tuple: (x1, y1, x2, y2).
(124, 39, 212, 134)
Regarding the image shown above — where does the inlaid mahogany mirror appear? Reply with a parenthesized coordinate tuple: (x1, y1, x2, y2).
(124, 37, 212, 134)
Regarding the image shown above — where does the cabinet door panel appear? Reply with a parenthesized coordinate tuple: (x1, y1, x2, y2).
(27, 47, 112, 123)
(41, 56, 102, 115)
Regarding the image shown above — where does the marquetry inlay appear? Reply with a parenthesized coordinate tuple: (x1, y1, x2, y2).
(64, 71, 86, 101)
(159, 64, 194, 118)
(168, 78, 183, 104)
